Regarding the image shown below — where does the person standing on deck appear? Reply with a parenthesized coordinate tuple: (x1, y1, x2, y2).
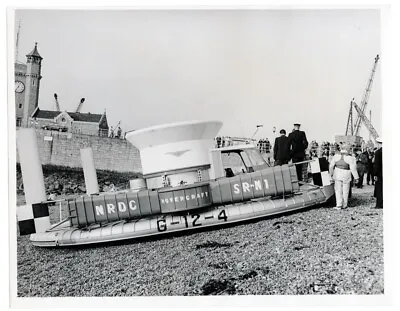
(273, 129, 291, 166)
(288, 123, 308, 181)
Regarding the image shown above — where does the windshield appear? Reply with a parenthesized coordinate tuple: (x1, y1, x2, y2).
(243, 148, 268, 167)
(220, 148, 270, 178)
(240, 151, 253, 168)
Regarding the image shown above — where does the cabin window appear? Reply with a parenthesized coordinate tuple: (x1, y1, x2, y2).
(16, 118, 22, 127)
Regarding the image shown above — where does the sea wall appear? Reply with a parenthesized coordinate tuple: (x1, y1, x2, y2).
(16, 129, 142, 173)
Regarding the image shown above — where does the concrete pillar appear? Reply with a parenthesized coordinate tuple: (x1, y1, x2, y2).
(17, 128, 46, 204)
(80, 147, 99, 195)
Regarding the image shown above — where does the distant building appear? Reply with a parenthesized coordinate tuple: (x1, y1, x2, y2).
(31, 108, 109, 136)
(15, 43, 109, 136)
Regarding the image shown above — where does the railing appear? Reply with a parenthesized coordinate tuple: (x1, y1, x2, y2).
(214, 137, 271, 153)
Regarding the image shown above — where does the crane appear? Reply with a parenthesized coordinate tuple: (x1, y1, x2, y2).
(54, 93, 60, 111)
(75, 98, 85, 113)
(353, 54, 380, 136)
(352, 100, 379, 144)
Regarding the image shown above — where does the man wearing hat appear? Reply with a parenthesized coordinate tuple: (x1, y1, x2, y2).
(273, 129, 291, 165)
(373, 137, 383, 208)
(288, 123, 309, 181)
(329, 143, 359, 210)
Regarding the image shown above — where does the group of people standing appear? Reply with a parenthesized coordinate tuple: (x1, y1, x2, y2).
(215, 136, 234, 148)
(272, 123, 383, 210)
(273, 123, 309, 181)
(329, 138, 383, 210)
(109, 126, 123, 139)
(355, 148, 376, 188)
(256, 138, 271, 154)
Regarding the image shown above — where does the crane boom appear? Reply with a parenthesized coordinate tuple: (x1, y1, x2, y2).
(354, 54, 380, 135)
(345, 98, 354, 135)
(352, 100, 379, 143)
(54, 93, 60, 111)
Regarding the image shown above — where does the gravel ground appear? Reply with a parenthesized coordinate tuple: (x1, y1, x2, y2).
(16, 185, 383, 296)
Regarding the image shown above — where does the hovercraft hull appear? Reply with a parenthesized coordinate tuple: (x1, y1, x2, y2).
(30, 184, 333, 247)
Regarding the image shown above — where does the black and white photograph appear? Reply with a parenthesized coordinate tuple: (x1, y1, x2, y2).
(6, 4, 397, 308)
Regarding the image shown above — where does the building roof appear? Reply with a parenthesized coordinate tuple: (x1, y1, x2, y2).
(32, 109, 60, 119)
(32, 108, 104, 123)
(67, 112, 103, 123)
(26, 42, 42, 59)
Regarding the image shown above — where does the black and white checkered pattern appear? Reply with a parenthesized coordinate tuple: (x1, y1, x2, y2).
(17, 203, 50, 235)
(310, 157, 331, 186)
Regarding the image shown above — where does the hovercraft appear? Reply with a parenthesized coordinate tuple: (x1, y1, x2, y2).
(23, 120, 334, 247)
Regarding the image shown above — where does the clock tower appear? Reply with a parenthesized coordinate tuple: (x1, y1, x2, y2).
(15, 42, 42, 127)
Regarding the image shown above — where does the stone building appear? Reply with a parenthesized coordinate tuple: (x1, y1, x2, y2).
(15, 43, 109, 136)
(30, 108, 109, 136)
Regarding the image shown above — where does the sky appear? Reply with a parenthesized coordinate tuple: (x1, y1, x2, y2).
(13, 9, 381, 142)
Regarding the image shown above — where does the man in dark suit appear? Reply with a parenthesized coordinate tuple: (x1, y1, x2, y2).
(288, 123, 309, 181)
(273, 129, 291, 166)
(366, 147, 375, 185)
(373, 137, 383, 209)
(356, 149, 369, 188)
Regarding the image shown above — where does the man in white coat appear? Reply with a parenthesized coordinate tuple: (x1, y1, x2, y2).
(329, 144, 359, 210)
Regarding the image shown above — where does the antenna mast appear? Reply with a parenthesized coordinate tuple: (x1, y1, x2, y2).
(15, 20, 21, 62)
